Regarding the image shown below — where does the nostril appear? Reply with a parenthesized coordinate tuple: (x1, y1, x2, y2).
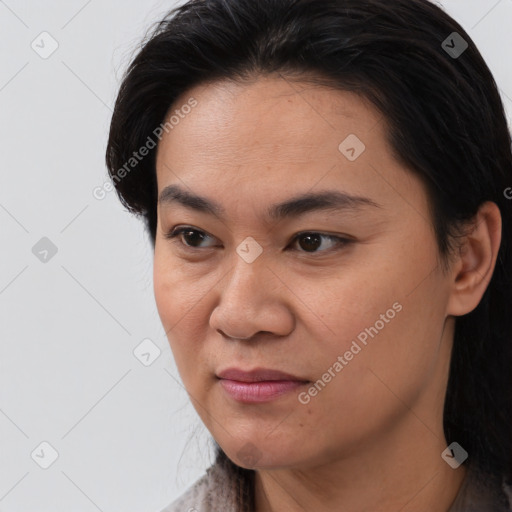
(219, 329, 252, 340)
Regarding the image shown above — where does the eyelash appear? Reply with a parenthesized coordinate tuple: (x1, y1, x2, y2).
(164, 226, 352, 255)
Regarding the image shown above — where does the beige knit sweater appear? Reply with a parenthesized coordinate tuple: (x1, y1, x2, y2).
(160, 461, 512, 512)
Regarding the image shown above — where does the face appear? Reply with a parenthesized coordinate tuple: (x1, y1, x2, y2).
(153, 75, 455, 470)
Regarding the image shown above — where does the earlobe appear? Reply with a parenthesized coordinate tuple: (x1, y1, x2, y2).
(446, 201, 502, 317)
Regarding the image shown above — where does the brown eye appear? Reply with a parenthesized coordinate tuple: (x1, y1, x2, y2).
(297, 233, 321, 252)
(165, 227, 216, 249)
(180, 229, 207, 247)
(290, 232, 350, 254)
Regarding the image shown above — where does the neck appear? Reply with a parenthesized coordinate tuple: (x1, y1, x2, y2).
(254, 415, 467, 512)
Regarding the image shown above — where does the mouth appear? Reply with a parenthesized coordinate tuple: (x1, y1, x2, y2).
(216, 367, 310, 403)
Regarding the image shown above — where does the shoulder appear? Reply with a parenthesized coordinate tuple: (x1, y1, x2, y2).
(158, 462, 238, 512)
(158, 472, 210, 512)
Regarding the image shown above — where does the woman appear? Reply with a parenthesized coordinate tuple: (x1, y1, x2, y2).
(105, 0, 512, 510)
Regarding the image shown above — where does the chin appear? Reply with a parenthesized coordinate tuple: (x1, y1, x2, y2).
(220, 438, 308, 470)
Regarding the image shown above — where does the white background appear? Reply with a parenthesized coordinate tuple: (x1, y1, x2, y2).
(0, 1, 511, 511)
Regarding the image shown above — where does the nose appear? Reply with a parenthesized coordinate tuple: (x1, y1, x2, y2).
(218, 332, 253, 341)
(209, 258, 294, 341)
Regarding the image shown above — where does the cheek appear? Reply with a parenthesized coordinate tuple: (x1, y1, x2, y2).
(153, 249, 208, 328)
(312, 238, 446, 391)
(153, 255, 180, 332)
(152, 251, 216, 385)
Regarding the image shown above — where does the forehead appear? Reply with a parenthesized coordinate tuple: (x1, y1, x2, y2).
(153, 75, 427, 223)
(156, 77, 384, 176)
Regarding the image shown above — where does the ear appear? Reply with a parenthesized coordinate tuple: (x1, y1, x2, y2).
(446, 201, 502, 317)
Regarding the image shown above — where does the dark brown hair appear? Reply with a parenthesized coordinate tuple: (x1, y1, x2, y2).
(106, 1, 512, 509)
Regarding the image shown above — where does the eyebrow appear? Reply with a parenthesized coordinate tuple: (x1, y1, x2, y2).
(158, 184, 381, 222)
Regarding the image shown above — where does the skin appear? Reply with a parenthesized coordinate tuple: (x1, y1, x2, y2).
(153, 75, 502, 512)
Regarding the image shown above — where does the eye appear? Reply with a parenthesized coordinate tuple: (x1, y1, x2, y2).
(165, 226, 218, 249)
(164, 227, 351, 254)
(288, 232, 350, 254)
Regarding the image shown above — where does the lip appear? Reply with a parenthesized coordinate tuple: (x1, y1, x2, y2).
(217, 367, 307, 382)
(216, 367, 309, 403)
